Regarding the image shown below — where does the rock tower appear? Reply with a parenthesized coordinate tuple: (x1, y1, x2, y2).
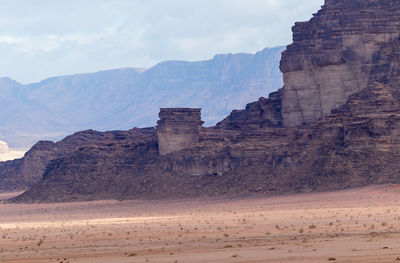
(156, 108, 203, 155)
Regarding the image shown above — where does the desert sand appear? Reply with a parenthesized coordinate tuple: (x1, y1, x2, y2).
(0, 185, 400, 263)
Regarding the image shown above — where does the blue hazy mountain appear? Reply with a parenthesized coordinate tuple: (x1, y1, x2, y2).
(0, 46, 284, 148)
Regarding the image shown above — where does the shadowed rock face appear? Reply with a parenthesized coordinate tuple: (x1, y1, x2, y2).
(6, 0, 400, 203)
(216, 89, 283, 130)
(12, 84, 400, 203)
(0, 129, 156, 192)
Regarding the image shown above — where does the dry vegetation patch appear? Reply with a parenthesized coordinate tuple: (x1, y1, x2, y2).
(0, 185, 399, 262)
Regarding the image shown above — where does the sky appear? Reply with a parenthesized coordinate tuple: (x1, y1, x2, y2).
(0, 0, 324, 84)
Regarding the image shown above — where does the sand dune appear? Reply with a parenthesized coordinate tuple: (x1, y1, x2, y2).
(1, 185, 400, 262)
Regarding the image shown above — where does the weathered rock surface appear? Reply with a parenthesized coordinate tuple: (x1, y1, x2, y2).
(0, 128, 154, 192)
(280, 0, 400, 127)
(216, 89, 283, 129)
(13, 80, 400, 202)
(13, 129, 158, 202)
(6, 0, 400, 202)
(157, 108, 203, 155)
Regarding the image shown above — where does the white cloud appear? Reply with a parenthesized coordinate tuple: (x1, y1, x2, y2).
(0, 29, 115, 55)
(0, 36, 20, 44)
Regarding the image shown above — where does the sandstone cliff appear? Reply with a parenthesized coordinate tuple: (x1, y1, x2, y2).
(280, 0, 400, 127)
(7, 0, 400, 203)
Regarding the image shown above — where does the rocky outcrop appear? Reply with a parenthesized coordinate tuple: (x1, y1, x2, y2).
(216, 89, 283, 129)
(0, 128, 154, 192)
(13, 129, 158, 202)
(280, 0, 400, 127)
(7, 0, 400, 203)
(156, 108, 203, 155)
(10, 83, 400, 202)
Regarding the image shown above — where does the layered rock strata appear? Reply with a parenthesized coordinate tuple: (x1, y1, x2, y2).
(156, 108, 203, 155)
(10, 83, 400, 202)
(216, 89, 283, 129)
(280, 0, 400, 127)
(0, 128, 154, 192)
(5, 0, 400, 203)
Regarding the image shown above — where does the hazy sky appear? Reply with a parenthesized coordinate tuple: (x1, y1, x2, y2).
(0, 0, 324, 83)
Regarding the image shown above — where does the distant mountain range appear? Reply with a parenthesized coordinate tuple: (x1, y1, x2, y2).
(0, 46, 284, 148)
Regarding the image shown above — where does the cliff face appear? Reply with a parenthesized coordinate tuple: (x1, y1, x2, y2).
(14, 83, 400, 202)
(280, 0, 400, 127)
(7, 0, 400, 203)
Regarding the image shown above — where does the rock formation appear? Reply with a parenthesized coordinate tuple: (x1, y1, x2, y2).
(5, 0, 400, 203)
(280, 0, 400, 127)
(216, 89, 283, 129)
(157, 108, 203, 155)
(0, 129, 154, 192)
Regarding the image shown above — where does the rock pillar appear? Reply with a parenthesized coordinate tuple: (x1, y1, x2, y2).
(156, 108, 203, 156)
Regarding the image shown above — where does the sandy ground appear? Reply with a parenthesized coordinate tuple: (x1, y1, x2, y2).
(0, 185, 400, 263)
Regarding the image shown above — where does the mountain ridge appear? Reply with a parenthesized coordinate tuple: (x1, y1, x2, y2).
(0, 46, 284, 148)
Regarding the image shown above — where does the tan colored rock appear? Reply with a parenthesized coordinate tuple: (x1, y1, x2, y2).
(280, 0, 400, 127)
(156, 108, 203, 155)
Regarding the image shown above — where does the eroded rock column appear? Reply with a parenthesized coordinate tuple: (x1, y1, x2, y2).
(156, 108, 204, 155)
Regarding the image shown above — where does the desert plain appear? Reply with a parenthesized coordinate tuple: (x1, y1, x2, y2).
(0, 185, 400, 263)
